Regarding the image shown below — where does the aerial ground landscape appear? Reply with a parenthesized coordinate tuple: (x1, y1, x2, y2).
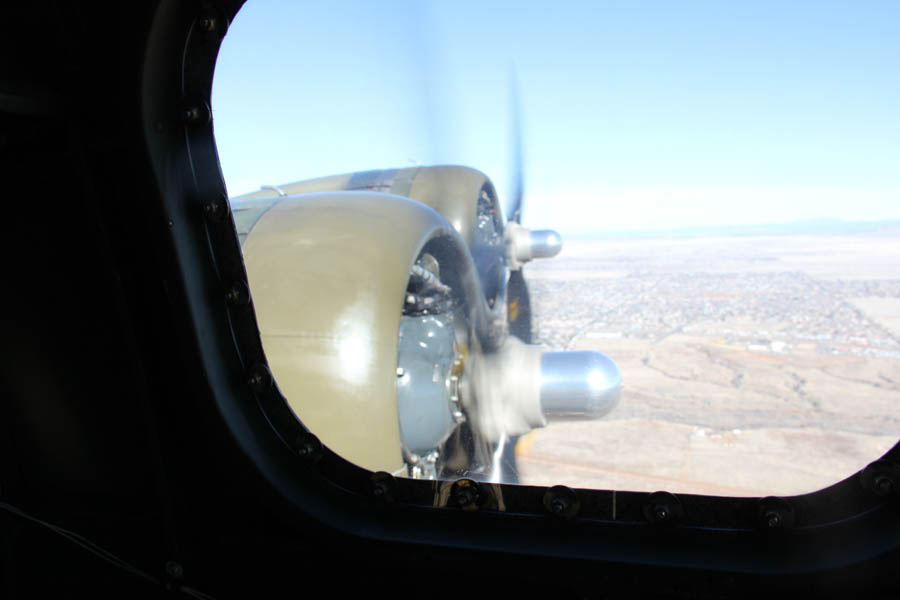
(516, 226, 900, 496)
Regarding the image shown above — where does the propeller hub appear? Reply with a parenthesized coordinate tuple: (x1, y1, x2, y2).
(505, 223, 563, 270)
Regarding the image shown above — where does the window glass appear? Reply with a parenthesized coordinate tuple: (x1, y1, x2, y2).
(213, 0, 900, 495)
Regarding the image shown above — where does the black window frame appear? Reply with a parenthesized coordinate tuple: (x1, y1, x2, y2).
(141, 0, 900, 588)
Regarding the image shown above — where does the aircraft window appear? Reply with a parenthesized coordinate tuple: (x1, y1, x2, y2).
(212, 1, 900, 496)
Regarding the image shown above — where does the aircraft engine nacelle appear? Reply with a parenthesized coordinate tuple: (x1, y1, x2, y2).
(233, 166, 622, 482)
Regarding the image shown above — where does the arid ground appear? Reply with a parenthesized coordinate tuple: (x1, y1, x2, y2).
(516, 232, 900, 496)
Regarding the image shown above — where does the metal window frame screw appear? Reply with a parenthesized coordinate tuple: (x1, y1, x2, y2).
(861, 460, 900, 498)
(653, 504, 669, 522)
(198, 11, 228, 35)
(203, 201, 220, 218)
(225, 281, 250, 307)
(756, 497, 794, 531)
(644, 491, 682, 525)
(294, 433, 323, 462)
(183, 102, 211, 125)
(247, 363, 272, 393)
(875, 474, 895, 496)
(456, 488, 475, 507)
(371, 472, 396, 501)
(203, 194, 229, 223)
(296, 439, 315, 457)
(543, 486, 580, 519)
(165, 561, 184, 580)
(550, 497, 568, 515)
(452, 479, 480, 509)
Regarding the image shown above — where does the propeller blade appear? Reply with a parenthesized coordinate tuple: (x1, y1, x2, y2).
(507, 68, 524, 224)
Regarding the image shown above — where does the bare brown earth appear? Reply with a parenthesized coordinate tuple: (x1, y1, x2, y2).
(516, 233, 900, 496)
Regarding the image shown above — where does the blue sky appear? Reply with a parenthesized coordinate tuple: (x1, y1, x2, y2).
(212, 1, 900, 233)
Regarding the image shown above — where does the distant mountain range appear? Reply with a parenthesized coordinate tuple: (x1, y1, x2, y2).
(564, 218, 900, 240)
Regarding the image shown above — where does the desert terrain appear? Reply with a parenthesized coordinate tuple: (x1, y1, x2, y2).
(516, 232, 900, 496)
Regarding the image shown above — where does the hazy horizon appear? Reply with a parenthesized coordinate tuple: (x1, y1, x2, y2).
(560, 216, 900, 239)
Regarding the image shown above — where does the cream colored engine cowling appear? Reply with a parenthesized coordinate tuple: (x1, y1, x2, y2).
(231, 165, 503, 247)
(241, 191, 458, 473)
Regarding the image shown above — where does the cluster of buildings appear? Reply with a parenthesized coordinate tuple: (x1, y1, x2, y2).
(528, 268, 900, 358)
